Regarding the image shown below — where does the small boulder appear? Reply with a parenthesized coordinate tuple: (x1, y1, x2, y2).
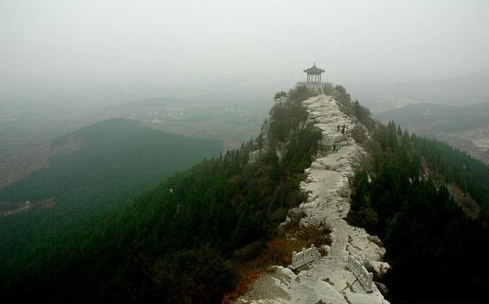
(287, 208, 307, 223)
(366, 261, 390, 279)
(321, 245, 331, 255)
(367, 235, 383, 247)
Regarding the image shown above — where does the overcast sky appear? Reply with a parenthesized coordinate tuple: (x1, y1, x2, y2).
(1, 0, 488, 102)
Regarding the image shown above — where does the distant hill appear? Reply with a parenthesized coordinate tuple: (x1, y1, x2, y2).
(0, 96, 266, 169)
(375, 102, 489, 163)
(0, 118, 221, 265)
(91, 97, 267, 151)
(0, 118, 222, 212)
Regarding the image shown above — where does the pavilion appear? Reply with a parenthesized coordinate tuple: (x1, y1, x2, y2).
(304, 63, 325, 84)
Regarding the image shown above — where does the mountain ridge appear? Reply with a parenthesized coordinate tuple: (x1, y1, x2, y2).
(1, 84, 489, 303)
(236, 91, 389, 304)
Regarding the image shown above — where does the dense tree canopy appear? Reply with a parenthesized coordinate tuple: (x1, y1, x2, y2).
(348, 121, 489, 300)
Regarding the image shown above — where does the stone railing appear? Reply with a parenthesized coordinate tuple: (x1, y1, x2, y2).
(289, 244, 321, 270)
(347, 254, 373, 293)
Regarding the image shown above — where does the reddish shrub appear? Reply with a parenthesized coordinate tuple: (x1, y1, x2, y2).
(221, 268, 261, 304)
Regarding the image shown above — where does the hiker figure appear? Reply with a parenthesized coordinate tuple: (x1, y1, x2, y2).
(342, 125, 346, 134)
(333, 143, 340, 153)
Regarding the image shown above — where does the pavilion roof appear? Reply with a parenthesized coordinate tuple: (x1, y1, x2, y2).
(304, 64, 325, 74)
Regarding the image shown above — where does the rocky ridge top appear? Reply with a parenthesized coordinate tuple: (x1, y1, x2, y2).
(236, 93, 390, 304)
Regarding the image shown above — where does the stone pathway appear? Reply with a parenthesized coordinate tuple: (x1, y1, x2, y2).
(236, 94, 390, 304)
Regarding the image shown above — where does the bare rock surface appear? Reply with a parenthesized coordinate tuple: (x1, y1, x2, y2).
(236, 94, 390, 304)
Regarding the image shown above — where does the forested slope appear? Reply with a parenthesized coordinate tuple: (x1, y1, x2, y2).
(0, 86, 321, 304)
(0, 118, 223, 299)
(1, 118, 221, 206)
(348, 121, 489, 300)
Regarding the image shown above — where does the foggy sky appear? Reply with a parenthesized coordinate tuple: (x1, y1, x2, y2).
(1, 0, 489, 102)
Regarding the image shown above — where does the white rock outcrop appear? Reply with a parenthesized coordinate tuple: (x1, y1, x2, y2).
(236, 94, 390, 304)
